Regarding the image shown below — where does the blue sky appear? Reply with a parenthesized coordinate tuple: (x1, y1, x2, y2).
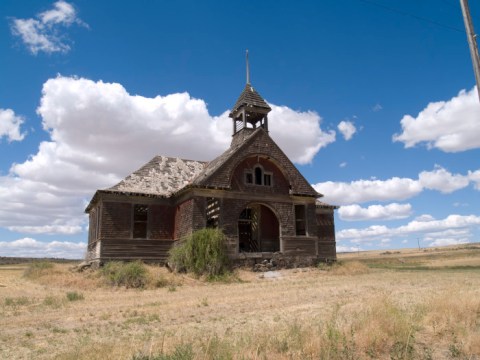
(1, 0, 479, 258)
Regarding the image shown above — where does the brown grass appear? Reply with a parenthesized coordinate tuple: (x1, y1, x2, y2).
(1, 246, 480, 359)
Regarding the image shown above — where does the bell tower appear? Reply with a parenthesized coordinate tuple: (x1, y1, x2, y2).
(229, 51, 272, 136)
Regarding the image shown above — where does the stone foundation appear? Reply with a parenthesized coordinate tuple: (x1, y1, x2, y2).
(233, 252, 334, 272)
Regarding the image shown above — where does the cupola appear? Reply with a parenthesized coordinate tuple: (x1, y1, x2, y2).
(229, 51, 271, 136)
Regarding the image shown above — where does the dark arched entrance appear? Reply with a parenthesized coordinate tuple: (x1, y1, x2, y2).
(238, 204, 279, 253)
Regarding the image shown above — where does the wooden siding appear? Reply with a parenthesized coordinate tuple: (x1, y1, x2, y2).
(174, 199, 194, 240)
(100, 239, 174, 261)
(317, 212, 336, 240)
(316, 211, 337, 260)
(282, 236, 317, 254)
(101, 202, 131, 239)
(318, 240, 336, 259)
(88, 206, 98, 245)
(149, 204, 175, 239)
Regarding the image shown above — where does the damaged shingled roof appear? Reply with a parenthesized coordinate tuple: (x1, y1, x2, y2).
(107, 156, 207, 197)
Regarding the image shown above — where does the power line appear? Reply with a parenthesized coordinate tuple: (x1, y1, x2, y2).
(358, 0, 464, 33)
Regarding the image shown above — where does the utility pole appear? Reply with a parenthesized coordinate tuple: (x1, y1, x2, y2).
(460, 0, 480, 102)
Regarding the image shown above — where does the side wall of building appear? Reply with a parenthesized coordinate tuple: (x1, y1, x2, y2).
(174, 197, 206, 240)
(316, 208, 337, 260)
(88, 197, 176, 262)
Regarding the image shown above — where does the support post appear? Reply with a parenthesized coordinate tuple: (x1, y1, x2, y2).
(460, 0, 480, 102)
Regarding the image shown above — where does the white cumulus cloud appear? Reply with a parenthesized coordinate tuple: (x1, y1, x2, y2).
(336, 245, 362, 252)
(10, 1, 87, 55)
(423, 229, 472, 247)
(315, 165, 480, 205)
(337, 120, 356, 140)
(269, 105, 336, 164)
(337, 214, 480, 245)
(393, 87, 480, 152)
(0, 238, 86, 259)
(419, 165, 470, 193)
(468, 169, 480, 190)
(0, 76, 334, 235)
(0, 108, 26, 142)
(339, 203, 412, 221)
(427, 238, 470, 247)
(314, 177, 423, 205)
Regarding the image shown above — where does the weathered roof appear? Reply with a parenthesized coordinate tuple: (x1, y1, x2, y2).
(229, 83, 271, 117)
(190, 132, 252, 188)
(108, 156, 207, 197)
(86, 128, 322, 213)
(316, 200, 339, 209)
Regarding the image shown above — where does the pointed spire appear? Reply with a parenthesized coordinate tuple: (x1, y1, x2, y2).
(246, 49, 250, 85)
(229, 51, 271, 137)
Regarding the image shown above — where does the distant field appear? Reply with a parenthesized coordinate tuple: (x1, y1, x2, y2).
(1, 244, 479, 359)
(0, 257, 78, 265)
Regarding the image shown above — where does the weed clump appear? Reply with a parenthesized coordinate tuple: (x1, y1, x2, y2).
(66, 291, 84, 301)
(23, 261, 54, 279)
(101, 261, 148, 288)
(168, 228, 230, 277)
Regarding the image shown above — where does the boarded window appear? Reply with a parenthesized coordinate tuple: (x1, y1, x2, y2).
(295, 205, 306, 236)
(88, 208, 97, 245)
(206, 197, 220, 228)
(133, 204, 148, 239)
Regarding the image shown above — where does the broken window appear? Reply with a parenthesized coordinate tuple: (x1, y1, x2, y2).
(295, 205, 306, 236)
(250, 165, 272, 186)
(206, 197, 220, 228)
(133, 204, 148, 239)
(238, 207, 259, 252)
(264, 173, 271, 186)
(254, 166, 263, 185)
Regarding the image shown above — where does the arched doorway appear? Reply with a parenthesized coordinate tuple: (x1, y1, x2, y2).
(238, 204, 279, 253)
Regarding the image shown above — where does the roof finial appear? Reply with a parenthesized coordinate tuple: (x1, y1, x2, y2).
(246, 49, 250, 85)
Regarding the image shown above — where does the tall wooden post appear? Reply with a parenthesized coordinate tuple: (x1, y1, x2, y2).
(460, 0, 480, 102)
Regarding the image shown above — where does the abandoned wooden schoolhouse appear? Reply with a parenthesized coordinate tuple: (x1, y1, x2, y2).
(85, 65, 338, 266)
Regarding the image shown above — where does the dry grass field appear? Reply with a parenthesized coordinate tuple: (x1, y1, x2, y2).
(1, 244, 480, 359)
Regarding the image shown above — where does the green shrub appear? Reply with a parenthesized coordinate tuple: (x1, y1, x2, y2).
(23, 261, 54, 279)
(101, 261, 147, 288)
(43, 295, 64, 308)
(168, 228, 230, 277)
(4, 296, 31, 311)
(66, 291, 84, 301)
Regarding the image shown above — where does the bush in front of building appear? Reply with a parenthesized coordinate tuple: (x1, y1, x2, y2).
(168, 228, 230, 277)
(101, 260, 148, 288)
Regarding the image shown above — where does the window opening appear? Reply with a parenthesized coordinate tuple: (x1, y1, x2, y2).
(254, 167, 262, 185)
(206, 197, 220, 228)
(295, 205, 306, 236)
(238, 207, 259, 252)
(245, 172, 253, 184)
(264, 173, 271, 186)
(133, 204, 148, 239)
